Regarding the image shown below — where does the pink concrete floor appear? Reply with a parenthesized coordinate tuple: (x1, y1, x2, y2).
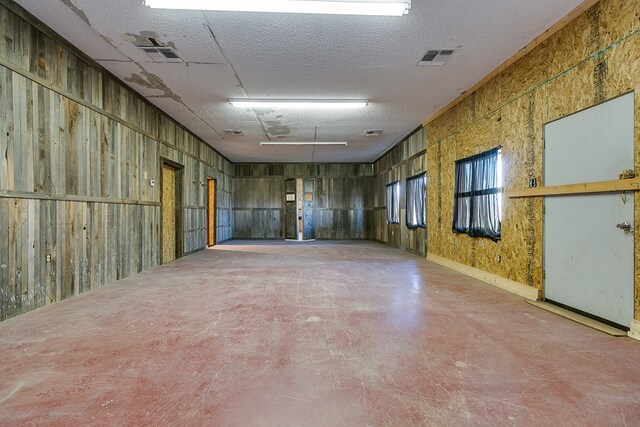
(1, 241, 639, 426)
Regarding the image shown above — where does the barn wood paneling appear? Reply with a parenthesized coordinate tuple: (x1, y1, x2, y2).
(0, 3, 233, 320)
(373, 128, 427, 256)
(233, 164, 374, 240)
(424, 0, 640, 318)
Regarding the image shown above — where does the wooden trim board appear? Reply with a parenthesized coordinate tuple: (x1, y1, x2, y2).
(628, 320, 640, 341)
(426, 254, 540, 301)
(0, 191, 161, 206)
(423, 0, 601, 126)
(526, 301, 628, 337)
(508, 179, 640, 198)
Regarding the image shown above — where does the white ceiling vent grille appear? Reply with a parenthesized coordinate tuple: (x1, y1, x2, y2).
(136, 37, 182, 63)
(141, 46, 182, 63)
(365, 130, 383, 137)
(418, 48, 457, 66)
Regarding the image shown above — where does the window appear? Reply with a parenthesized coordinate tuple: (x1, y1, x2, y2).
(406, 173, 426, 229)
(453, 147, 502, 241)
(386, 181, 400, 224)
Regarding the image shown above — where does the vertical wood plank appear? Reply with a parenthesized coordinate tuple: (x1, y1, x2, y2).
(0, 67, 11, 190)
(41, 199, 56, 305)
(0, 4, 236, 320)
(0, 198, 8, 320)
(34, 83, 48, 193)
(26, 199, 37, 310)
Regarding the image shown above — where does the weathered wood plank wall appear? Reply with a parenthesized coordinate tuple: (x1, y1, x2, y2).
(0, 3, 233, 320)
(372, 128, 427, 256)
(233, 164, 374, 240)
(424, 0, 640, 318)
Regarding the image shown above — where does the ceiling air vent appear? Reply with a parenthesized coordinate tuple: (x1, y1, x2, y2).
(136, 38, 182, 63)
(365, 130, 383, 137)
(141, 46, 183, 63)
(418, 48, 457, 66)
(224, 129, 243, 136)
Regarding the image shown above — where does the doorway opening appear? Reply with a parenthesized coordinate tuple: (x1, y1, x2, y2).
(284, 178, 315, 241)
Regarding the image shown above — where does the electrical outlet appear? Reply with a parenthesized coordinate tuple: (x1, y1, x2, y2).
(496, 255, 502, 263)
(46, 254, 51, 263)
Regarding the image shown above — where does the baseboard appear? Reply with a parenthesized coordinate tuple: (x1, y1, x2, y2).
(628, 319, 640, 341)
(426, 254, 541, 301)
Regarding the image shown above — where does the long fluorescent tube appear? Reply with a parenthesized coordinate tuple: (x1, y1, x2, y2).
(230, 99, 368, 109)
(260, 142, 348, 146)
(146, 0, 411, 16)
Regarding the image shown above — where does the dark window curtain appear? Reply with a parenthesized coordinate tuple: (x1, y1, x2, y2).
(386, 182, 400, 224)
(406, 174, 426, 229)
(453, 161, 473, 233)
(453, 147, 501, 241)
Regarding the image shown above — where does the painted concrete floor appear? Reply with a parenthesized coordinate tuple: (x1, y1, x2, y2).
(1, 241, 640, 426)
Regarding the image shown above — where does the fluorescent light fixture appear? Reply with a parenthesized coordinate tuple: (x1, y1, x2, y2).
(146, 0, 411, 16)
(230, 99, 368, 109)
(260, 141, 348, 146)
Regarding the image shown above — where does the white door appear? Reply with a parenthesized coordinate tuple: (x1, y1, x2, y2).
(544, 92, 635, 327)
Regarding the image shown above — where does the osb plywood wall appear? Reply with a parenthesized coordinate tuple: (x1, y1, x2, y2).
(0, 4, 233, 320)
(373, 128, 427, 256)
(233, 164, 374, 240)
(425, 0, 640, 316)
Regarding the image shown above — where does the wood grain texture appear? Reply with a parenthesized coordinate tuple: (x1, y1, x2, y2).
(233, 163, 373, 240)
(162, 165, 176, 263)
(508, 179, 640, 198)
(207, 179, 215, 247)
(0, 4, 233, 320)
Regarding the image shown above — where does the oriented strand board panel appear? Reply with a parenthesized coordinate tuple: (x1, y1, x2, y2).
(424, 0, 640, 312)
(0, 3, 233, 320)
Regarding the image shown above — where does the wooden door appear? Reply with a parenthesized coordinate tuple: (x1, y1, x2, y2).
(162, 164, 177, 263)
(207, 178, 216, 247)
(544, 93, 635, 327)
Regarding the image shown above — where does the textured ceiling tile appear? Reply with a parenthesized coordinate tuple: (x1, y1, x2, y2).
(13, 0, 585, 162)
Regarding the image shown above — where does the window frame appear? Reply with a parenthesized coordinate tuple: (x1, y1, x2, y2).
(385, 181, 400, 225)
(405, 173, 427, 229)
(452, 147, 502, 241)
